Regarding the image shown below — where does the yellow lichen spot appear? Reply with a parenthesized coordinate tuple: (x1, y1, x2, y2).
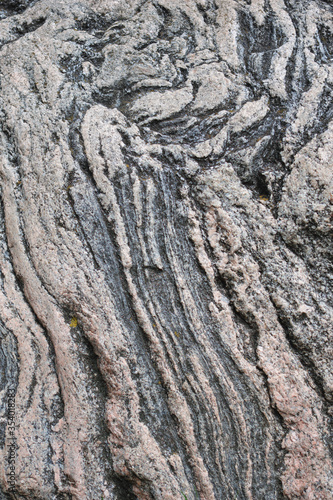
(174, 331, 180, 338)
(67, 185, 73, 191)
(153, 324, 156, 327)
(16, 180, 22, 186)
(70, 317, 78, 328)
(126, 164, 130, 168)
(259, 195, 269, 202)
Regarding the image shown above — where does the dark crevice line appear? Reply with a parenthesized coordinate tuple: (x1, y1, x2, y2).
(0, 14, 47, 49)
(1, 257, 67, 495)
(161, 183, 282, 496)
(67, 115, 199, 490)
(184, 200, 286, 496)
(1, 194, 67, 430)
(115, 176, 221, 491)
(183, 369, 241, 498)
(11, 266, 66, 426)
(1, 175, 66, 432)
(66, 325, 134, 498)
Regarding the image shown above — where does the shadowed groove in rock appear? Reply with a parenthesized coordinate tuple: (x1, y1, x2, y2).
(0, 0, 332, 499)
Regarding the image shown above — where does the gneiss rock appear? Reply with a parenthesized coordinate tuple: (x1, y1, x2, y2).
(0, 0, 332, 498)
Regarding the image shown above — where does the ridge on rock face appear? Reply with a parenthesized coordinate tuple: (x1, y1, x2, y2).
(0, 1, 332, 499)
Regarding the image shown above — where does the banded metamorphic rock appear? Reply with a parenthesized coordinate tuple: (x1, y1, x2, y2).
(0, 0, 332, 499)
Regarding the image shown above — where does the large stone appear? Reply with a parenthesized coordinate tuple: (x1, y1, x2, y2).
(0, 1, 332, 498)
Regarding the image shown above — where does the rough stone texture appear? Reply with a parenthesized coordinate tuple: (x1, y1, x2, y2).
(0, 0, 332, 499)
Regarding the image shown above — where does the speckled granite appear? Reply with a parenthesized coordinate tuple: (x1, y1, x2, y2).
(0, 1, 332, 498)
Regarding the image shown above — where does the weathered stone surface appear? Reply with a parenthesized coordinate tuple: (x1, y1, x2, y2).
(0, 1, 332, 498)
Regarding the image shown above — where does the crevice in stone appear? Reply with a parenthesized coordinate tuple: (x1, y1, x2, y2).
(0, 0, 38, 20)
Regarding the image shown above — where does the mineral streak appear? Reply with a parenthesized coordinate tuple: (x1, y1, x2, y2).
(0, 1, 332, 499)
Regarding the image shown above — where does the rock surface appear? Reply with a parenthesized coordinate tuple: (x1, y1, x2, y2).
(0, 0, 332, 498)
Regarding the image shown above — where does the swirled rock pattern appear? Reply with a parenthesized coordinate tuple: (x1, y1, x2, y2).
(0, 1, 332, 499)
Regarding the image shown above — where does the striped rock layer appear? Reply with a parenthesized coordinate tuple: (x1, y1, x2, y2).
(0, 0, 332, 499)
